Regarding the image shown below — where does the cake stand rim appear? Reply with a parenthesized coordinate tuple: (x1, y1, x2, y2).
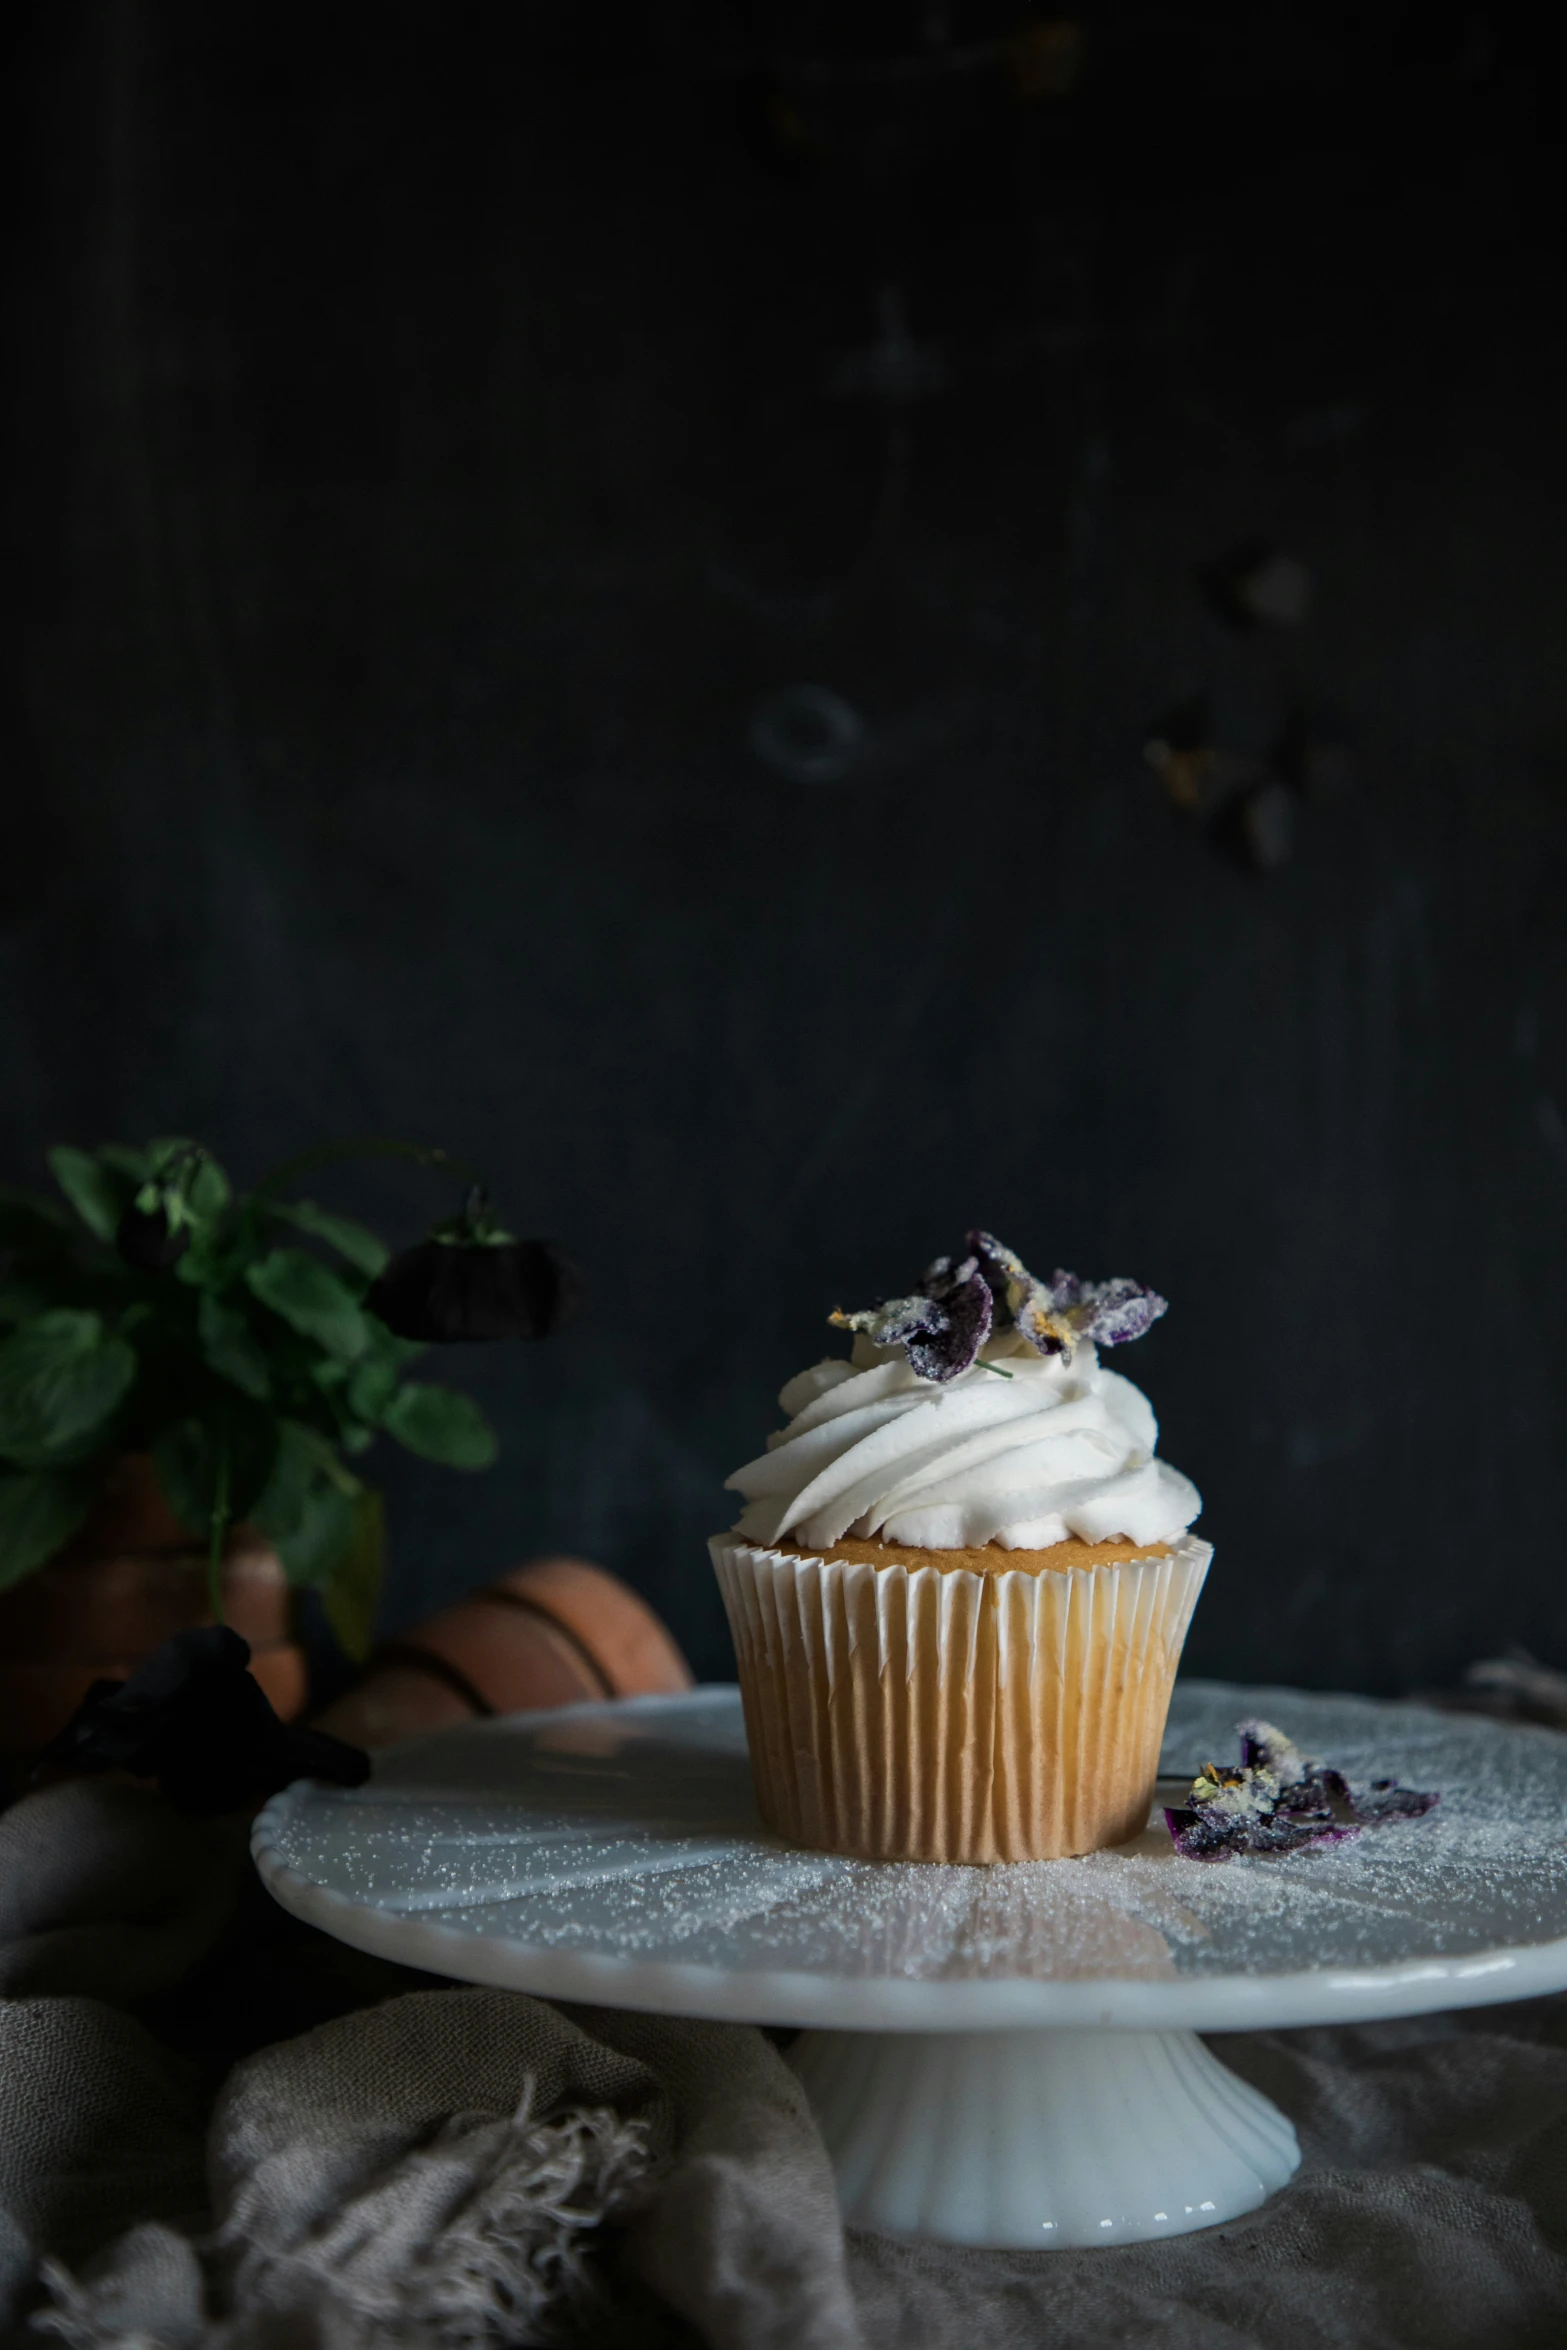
(253, 1782, 1567, 2035)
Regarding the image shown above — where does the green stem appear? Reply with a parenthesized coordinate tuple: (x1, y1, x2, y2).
(207, 1442, 232, 1624)
(977, 1360, 1015, 1379)
(253, 1135, 481, 1201)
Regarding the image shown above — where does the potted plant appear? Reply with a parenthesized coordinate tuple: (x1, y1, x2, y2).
(0, 1136, 579, 1751)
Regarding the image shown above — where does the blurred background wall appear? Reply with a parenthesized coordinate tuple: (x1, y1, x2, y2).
(4, 2, 1563, 1689)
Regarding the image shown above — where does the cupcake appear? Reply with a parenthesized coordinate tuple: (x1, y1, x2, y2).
(710, 1232, 1209, 1863)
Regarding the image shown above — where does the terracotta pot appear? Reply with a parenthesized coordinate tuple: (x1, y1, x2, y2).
(0, 1454, 306, 1753)
(310, 1554, 694, 1749)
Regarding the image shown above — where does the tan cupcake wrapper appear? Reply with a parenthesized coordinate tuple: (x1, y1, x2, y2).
(711, 1530, 1211, 1864)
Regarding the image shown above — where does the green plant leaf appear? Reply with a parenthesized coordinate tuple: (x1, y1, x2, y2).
(174, 1230, 238, 1290)
(153, 1404, 279, 1535)
(250, 1416, 312, 1536)
(97, 1144, 150, 1185)
(146, 1135, 199, 1170)
(253, 1417, 356, 1519)
(198, 1292, 270, 1400)
(272, 1477, 356, 1587)
(0, 1311, 136, 1467)
(380, 1381, 497, 1469)
(268, 1199, 389, 1279)
(246, 1249, 369, 1361)
(253, 1418, 366, 1594)
(188, 1157, 232, 1222)
(0, 1465, 97, 1590)
(338, 1312, 425, 1435)
(320, 1487, 384, 1661)
(346, 1353, 400, 1422)
(47, 1148, 123, 1243)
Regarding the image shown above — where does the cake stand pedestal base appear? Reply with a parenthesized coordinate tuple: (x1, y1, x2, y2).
(789, 2025, 1301, 2247)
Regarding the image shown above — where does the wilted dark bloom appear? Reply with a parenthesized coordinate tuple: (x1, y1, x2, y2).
(368, 1236, 585, 1344)
(116, 1200, 190, 1271)
(34, 1625, 369, 1815)
(1165, 1717, 1438, 1861)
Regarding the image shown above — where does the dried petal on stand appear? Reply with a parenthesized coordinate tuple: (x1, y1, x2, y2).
(1166, 1717, 1438, 1860)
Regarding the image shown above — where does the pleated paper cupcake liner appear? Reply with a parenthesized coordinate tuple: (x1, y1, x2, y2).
(711, 1531, 1212, 1864)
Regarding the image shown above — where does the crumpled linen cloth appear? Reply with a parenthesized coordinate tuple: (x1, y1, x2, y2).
(3, 1778, 1567, 2349)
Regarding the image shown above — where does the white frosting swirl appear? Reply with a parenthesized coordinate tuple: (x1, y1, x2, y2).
(726, 1335, 1200, 1552)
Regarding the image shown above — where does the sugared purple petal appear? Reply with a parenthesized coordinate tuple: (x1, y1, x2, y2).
(829, 1231, 1166, 1380)
(966, 1231, 1034, 1309)
(923, 1250, 979, 1302)
(1348, 1779, 1441, 1825)
(829, 1275, 993, 1382)
(1165, 1804, 1358, 1860)
(1010, 1279, 1074, 1358)
(1076, 1276, 1168, 1348)
(1237, 1718, 1311, 1786)
(905, 1269, 992, 1381)
(830, 1292, 946, 1349)
(1167, 1721, 1438, 1862)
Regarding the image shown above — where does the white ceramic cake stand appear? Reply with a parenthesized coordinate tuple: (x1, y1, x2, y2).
(254, 1682, 1567, 2250)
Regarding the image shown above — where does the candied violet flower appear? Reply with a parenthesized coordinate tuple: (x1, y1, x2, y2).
(829, 1230, 1166, 1382)
(831, 1259, 994, 1383)
(367, 1187, 585, 1344)
(1011, 1266, 1167, 1358)
(34, 1625, 370, 1816)
(1069, 1274, 1168, 1348)
(1165, 1717, 1438, 1861)
(969, 1233, 1166, 1361)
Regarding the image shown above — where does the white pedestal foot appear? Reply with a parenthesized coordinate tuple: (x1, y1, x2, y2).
(789, 2026, 1300, 2248)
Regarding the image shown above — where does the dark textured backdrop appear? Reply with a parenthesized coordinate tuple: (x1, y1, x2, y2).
(5, 5, 1563, 1687)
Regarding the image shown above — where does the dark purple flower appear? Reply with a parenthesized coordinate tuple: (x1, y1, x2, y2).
(367, 1187, 584, 1344)
(369, 1235, 584, 1344)
(34, 1625, 369, 1815)
(116, 1200, 190, 1271)
(1165, 1717, 1438, 1861)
